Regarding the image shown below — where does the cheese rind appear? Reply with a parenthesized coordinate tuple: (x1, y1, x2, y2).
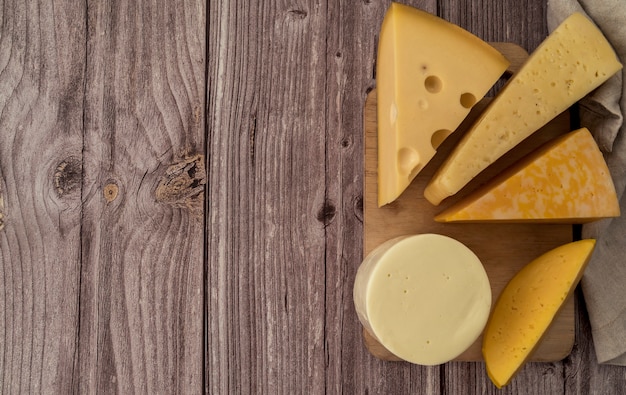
(482, 239, 596, 388)
(353, 234, 491, 365)
(424, 12, 623, 205)
(435, 128, 620, 223)
(377, 3, 509, 206)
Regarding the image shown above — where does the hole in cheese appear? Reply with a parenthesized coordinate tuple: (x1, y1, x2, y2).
(397, 147, 420, 177)
(460, 92, 476, 108)
(431, 129, 453, 149)
(424, 75, 442, 93)
(408, 164, 423, 181)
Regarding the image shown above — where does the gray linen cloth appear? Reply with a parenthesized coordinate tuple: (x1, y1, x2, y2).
(548, 0, 626, 365)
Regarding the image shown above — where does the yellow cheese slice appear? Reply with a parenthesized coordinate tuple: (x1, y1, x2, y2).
(353, 234, 491, 365)
(435, 128, 620, 223)
(482, 239, 596, 388)
(377, 3, 509, 206)
(424, 12, 623, 206)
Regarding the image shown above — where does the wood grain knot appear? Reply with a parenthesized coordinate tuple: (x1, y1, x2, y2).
(288, 9, 307, 19)
(354, 195, 363, 223)
(53, 157, 82, 197)
(317, 200, 336, 227)
(155, 155, 205, 216)
(103, 183, 119, 203)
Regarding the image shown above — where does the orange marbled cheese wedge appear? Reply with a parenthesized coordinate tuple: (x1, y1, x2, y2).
(435, 128, 620, 223)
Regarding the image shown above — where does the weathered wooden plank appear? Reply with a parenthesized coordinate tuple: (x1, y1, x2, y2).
(207, 0, 328, 393)
(323, 0, 443, 393)
(77, 0, 205, 393)
(0, 0, 85, 393)
(439, 0, 547, 53)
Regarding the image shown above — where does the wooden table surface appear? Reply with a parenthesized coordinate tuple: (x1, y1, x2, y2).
(2, 0, 626, 393)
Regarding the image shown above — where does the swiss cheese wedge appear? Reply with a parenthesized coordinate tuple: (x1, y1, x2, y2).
(435, 128, 620, 223)
(376, 3, 509, 206)
(424, 12, 623, 205)
(482, 239, 596, 388)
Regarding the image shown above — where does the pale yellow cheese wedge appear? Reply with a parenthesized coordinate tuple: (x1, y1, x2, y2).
(482, 239, 596, 388)
(377, 3, 509, 206)
(425, 12, 623, 206)
(353, 234, 491, 365)
(435, 128, 620, 223)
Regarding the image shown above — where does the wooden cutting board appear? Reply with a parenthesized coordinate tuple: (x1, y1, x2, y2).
(362, 43, 575, 362)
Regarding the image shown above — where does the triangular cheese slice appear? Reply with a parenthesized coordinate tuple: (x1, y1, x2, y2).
(482, 239, 596, 388)
(376, 3, 509, 206)
(435, 128, 620, 223)
(424, 12, 623, 206)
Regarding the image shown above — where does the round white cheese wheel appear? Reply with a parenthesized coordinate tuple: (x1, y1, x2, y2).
(353, 234, 491, 365)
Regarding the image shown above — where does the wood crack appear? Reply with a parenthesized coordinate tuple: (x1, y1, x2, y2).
(250, 113, 257, 166)
(0, 184, 4, 231)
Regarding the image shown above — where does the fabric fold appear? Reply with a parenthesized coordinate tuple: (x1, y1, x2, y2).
(548, 0, 626, 365)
